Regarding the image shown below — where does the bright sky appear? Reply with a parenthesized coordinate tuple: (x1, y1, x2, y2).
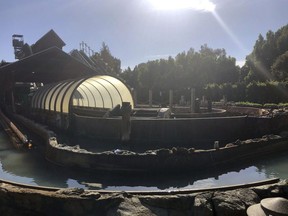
(1, 0, 288, 69)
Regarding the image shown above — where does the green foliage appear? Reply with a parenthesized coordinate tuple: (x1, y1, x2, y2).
(121, 44, 239, 103)
(263, 103, 278, 109)
(91, 42, 121, 75)
(234, 102, 288, 109)
(242, 24, 288, 82)
(0, 60, 7, 67)
(278, 103, 288, 108)
(204, 82, 247, 102)
(245, 81, 288, 104)
(119, 24, 288, 104)
(235, 101, 262, 108)
(271, 51, 288, 80)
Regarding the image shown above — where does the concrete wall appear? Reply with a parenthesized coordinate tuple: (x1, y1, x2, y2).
(72, 114, 272, 149)
(130, 116, 248, 149)
(13, 113, 287, 174)
(45, 135, 288, 172)
(72, 114, 122, 141)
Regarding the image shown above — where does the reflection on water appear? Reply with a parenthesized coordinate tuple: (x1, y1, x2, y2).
(0, 130, 288, 191)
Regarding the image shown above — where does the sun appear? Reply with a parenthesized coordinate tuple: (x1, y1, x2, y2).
(148, 0, 216, 12)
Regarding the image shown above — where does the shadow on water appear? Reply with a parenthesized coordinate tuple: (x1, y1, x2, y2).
(0, 129, 288, 191)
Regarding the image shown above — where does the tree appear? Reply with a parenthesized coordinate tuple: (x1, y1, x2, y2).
(120, 44, 240, 103)
(242, 24, 288, 82)
(271, 51, 288, 81)
(0, 60, 7, 67)
(91, 42, 121, 75)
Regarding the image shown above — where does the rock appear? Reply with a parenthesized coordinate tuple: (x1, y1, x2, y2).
(144, 150, 157, 155)
(262, 134, 281, 140)
(56, 188, 85, 196)
(188, 148, 195, 153)
(234, 139, 242, 145)
(107, 197, 156, 216)
(113, 149, 136, 155)
(194, 192, 214, 216)
(225, 143, 237, 148)
(171, 147, 189, 155)
(156, 148, 172, 156)
(234, 189, 260, 206)
(212, 189, 259, 216)
(252, 180, 288, 199)
(279, 130, 288, 137)
(81, 182, 102, 189)
(81, 191, 101, 199)
(139, 195, 194, 211)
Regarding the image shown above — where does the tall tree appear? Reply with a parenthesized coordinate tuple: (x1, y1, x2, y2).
(121, 44, 239, 103)
(92, 42, 121, 75)
(271, 51, 288, 81)
(242, 24, 288, 82)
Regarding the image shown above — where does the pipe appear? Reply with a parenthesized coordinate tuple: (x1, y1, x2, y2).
(0, 110, 28, 146)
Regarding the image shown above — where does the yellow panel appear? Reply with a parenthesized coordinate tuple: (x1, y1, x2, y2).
(31, 75, 134, 114)
(79, 78, 112, 108)
(76, 86, 89, 107)
(31, 88, 41, 108)
(82, 80, 104, 108)
(101, 76, 134, 108)
(62, 78, 85, 113)
(40, 84, 54, 109)
(80, 82, 98, 107)
(90, 77, 122, 108)
(50, 82, 68, 111)
(72, 90, 84, 107)
(44, 82, 63, 110)
(55, 80, 75, 112)
(78, 83, 93, 107)
(32, 85, 49, 109)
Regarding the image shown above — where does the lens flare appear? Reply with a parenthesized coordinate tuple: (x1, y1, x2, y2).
(149, 0, 216, 12)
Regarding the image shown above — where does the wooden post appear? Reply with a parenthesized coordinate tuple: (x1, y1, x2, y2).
(149, 89, 152, 108)
(121, 102, 132, 142)
(214, 141, 219, 150)
(132, 89, 137, 107)
(11, 90, 16, 113)
(208, 100, 212, 112)
(190, 88, 195, 113)
(169, 90, 173, 108)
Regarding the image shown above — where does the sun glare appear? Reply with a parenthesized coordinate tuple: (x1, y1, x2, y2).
(149, 0, 216, 12)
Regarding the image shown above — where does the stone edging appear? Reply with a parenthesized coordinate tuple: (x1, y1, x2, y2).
(0, 176, 287, 215)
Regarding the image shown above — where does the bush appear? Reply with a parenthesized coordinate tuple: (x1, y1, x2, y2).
(263, 103, 278, 109)
(235, 101, 262, 108)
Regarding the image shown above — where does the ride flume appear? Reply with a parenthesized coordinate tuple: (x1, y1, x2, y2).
(10, 110, 288, 173)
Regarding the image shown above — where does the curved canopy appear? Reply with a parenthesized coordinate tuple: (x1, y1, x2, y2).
(31, 75, 134, 114)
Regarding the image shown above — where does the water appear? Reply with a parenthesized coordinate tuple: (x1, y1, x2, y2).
(0, 130, 288, 191)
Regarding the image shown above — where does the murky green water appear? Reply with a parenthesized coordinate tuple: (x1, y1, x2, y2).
(0, 130, 288, 191)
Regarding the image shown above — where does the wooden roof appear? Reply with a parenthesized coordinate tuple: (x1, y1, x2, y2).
(0, 47, 97, 84)
(31, 29, 66, 53)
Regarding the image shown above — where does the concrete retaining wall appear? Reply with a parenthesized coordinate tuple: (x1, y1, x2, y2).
(72, 114, 272, 149)
(14, 114, 283, 173)
(45, 135, 288, 172)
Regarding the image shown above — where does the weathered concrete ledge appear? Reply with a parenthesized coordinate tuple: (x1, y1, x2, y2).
(46, 134, 288, 173)
(0, 177, 287, 215)
(13, 114, 288, 173)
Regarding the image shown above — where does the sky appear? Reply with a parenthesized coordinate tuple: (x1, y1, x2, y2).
(1, 0, 288, 69)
